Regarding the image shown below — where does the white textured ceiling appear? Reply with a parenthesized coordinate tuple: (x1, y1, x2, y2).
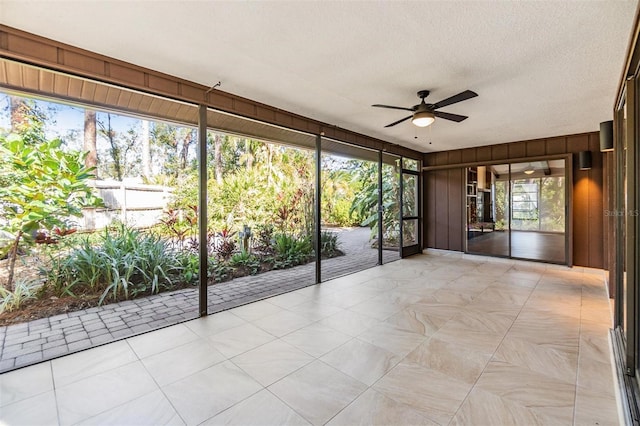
(0, 1, 637, 153)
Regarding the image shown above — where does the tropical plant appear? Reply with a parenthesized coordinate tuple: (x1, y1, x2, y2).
(229, 251, 261, 275)
(320, 231, 342, 257)
(272, 233, 313, 269)
(0, 134, 103, 291)
(214, 228, 237, 260)
(350, 161, 400, 245)
(47, 224, 182, 304)
(0, 278, 40, 313)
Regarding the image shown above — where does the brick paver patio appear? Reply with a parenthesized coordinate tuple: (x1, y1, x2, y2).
(0, 228, 399, 372)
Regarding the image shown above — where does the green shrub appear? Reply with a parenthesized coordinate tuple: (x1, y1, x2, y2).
(48, 224, 182, 304)
(320, 231, 341, 257)
(177, 252, 199, 285)
(229, 252, 261, 275)
(272, 233, 313, 269)
(0, 279, 40, 313)
(208, 257, 232, 283)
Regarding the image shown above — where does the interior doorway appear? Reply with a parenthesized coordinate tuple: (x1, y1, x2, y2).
(465, 159, 568, 264)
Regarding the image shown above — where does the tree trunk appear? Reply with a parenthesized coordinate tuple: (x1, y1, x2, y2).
(141, 120, 151, 180)
(9, 96, 27, 134)
(104, 114, 123, 181)
(6, 230, 23, 292)
(83, 109, 98, 175)
(180, 130, 192, 170)
(214, 134, 223, 185)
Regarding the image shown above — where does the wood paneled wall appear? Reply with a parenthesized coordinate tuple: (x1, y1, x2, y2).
(423, 132, 605, 268)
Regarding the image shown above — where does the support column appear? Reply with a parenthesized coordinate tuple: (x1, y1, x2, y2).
(198, 105, 208, 316)
(315, 135, 322, 283)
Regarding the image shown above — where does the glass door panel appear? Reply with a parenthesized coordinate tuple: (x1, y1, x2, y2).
(466, 161, 567, 264)
(466, 164, 510, 257)
(320, 138, 379, 281)
(382, 154, 401, 264)
(400, 158, 420, 257)
(510, 160, 566, 263)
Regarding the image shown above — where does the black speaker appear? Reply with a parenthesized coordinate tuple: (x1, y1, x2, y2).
(600, 120, 614, 152)
(579, 151, 592, 170)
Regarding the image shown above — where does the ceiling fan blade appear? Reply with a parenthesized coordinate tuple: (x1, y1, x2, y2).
(432, 90, 478, 109)
(434, 111, 468, 122)
(372, 104, 415, 112)
(384, 115, 413, 128)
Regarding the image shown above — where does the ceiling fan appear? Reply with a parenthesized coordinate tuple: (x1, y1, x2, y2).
(372, 89, 478, 128)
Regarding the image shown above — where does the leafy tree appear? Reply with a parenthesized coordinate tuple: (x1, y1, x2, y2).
(0, 134, 103, 291)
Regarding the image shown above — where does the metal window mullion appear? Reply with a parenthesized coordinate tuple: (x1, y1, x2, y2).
(198, 105, 208, 317)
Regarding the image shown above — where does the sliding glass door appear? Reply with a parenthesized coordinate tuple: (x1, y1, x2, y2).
(466, 160, 567, 264)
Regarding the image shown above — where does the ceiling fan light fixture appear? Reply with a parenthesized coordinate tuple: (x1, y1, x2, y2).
(524, 169, 535, 175)
(412, 110, 435, 127)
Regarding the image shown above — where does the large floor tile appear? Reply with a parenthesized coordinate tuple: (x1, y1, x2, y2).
(141, 339, 226, 386)
(162, 361, 262, 426)
(56, 361, 158, 425)
(0, 390, 58, 426)
(382, 306, 448, 336)
(183, 311, 246, 338)
(267, 291, 312, 309)
(208, 323, 276, 357)
(281, 323, 352, 357)
(229, 300, 283, 322)
(76, 390, 184, 426)
(126, 324, 199, 359)
(202, 389, 310, 425)
(406, 337, 491, 384)
(321, 338, 401, 386)
(474, 360, 576, 423)
(573, 385, 619, 426)
(348, 299, 404, 321)
(0, 361, 53, 407)
(450, 386, 560, 425)
(232, 339, 313, 386)
(357, 323, 426, 357)
(52, 340, 138, 388)
(317, 310, 379, 337)
(432, 319, 504, 355)
(327, 388, 435, 426)
(493, 335, 578, 384)
(268, 360, 367, 425)
(373, 361, 472, 424)
(287, 301, 344, 321)
(253, 310, 314, 337)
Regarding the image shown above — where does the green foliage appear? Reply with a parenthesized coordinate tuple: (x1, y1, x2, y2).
(214, 228, 237, 260)
(47, 225, 182, 304)
(0, 278, 40, 313)
(0, 135, 102, 236)
(208, 257, 232, 283)
(229, 252, 261, 275)
(320, 231, 341, 257)
(0, 134, 103, 290)
(272, 233, 313, 269)
(350, 161, 400, 245)
(176, 252, 199, 285)
(321, 161, 364, 227)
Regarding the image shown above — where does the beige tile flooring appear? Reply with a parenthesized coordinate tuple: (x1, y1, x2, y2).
(0, 252, 620, 425)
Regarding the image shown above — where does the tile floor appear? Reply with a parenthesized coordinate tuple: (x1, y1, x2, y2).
(0, 252, 619, 425)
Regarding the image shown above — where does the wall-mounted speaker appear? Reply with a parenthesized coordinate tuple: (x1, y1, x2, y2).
(600, 120, 614, 152)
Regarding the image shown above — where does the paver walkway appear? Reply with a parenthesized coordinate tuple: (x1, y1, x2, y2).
(0, 228, 399, 372)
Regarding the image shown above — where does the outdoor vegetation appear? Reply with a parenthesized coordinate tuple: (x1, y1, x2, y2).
(0, 92, 395, 323)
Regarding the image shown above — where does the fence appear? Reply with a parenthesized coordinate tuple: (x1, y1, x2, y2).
(79, 181, 172, 231)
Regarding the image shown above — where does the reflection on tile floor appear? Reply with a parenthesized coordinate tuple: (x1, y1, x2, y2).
(0, 252, 619, 425)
